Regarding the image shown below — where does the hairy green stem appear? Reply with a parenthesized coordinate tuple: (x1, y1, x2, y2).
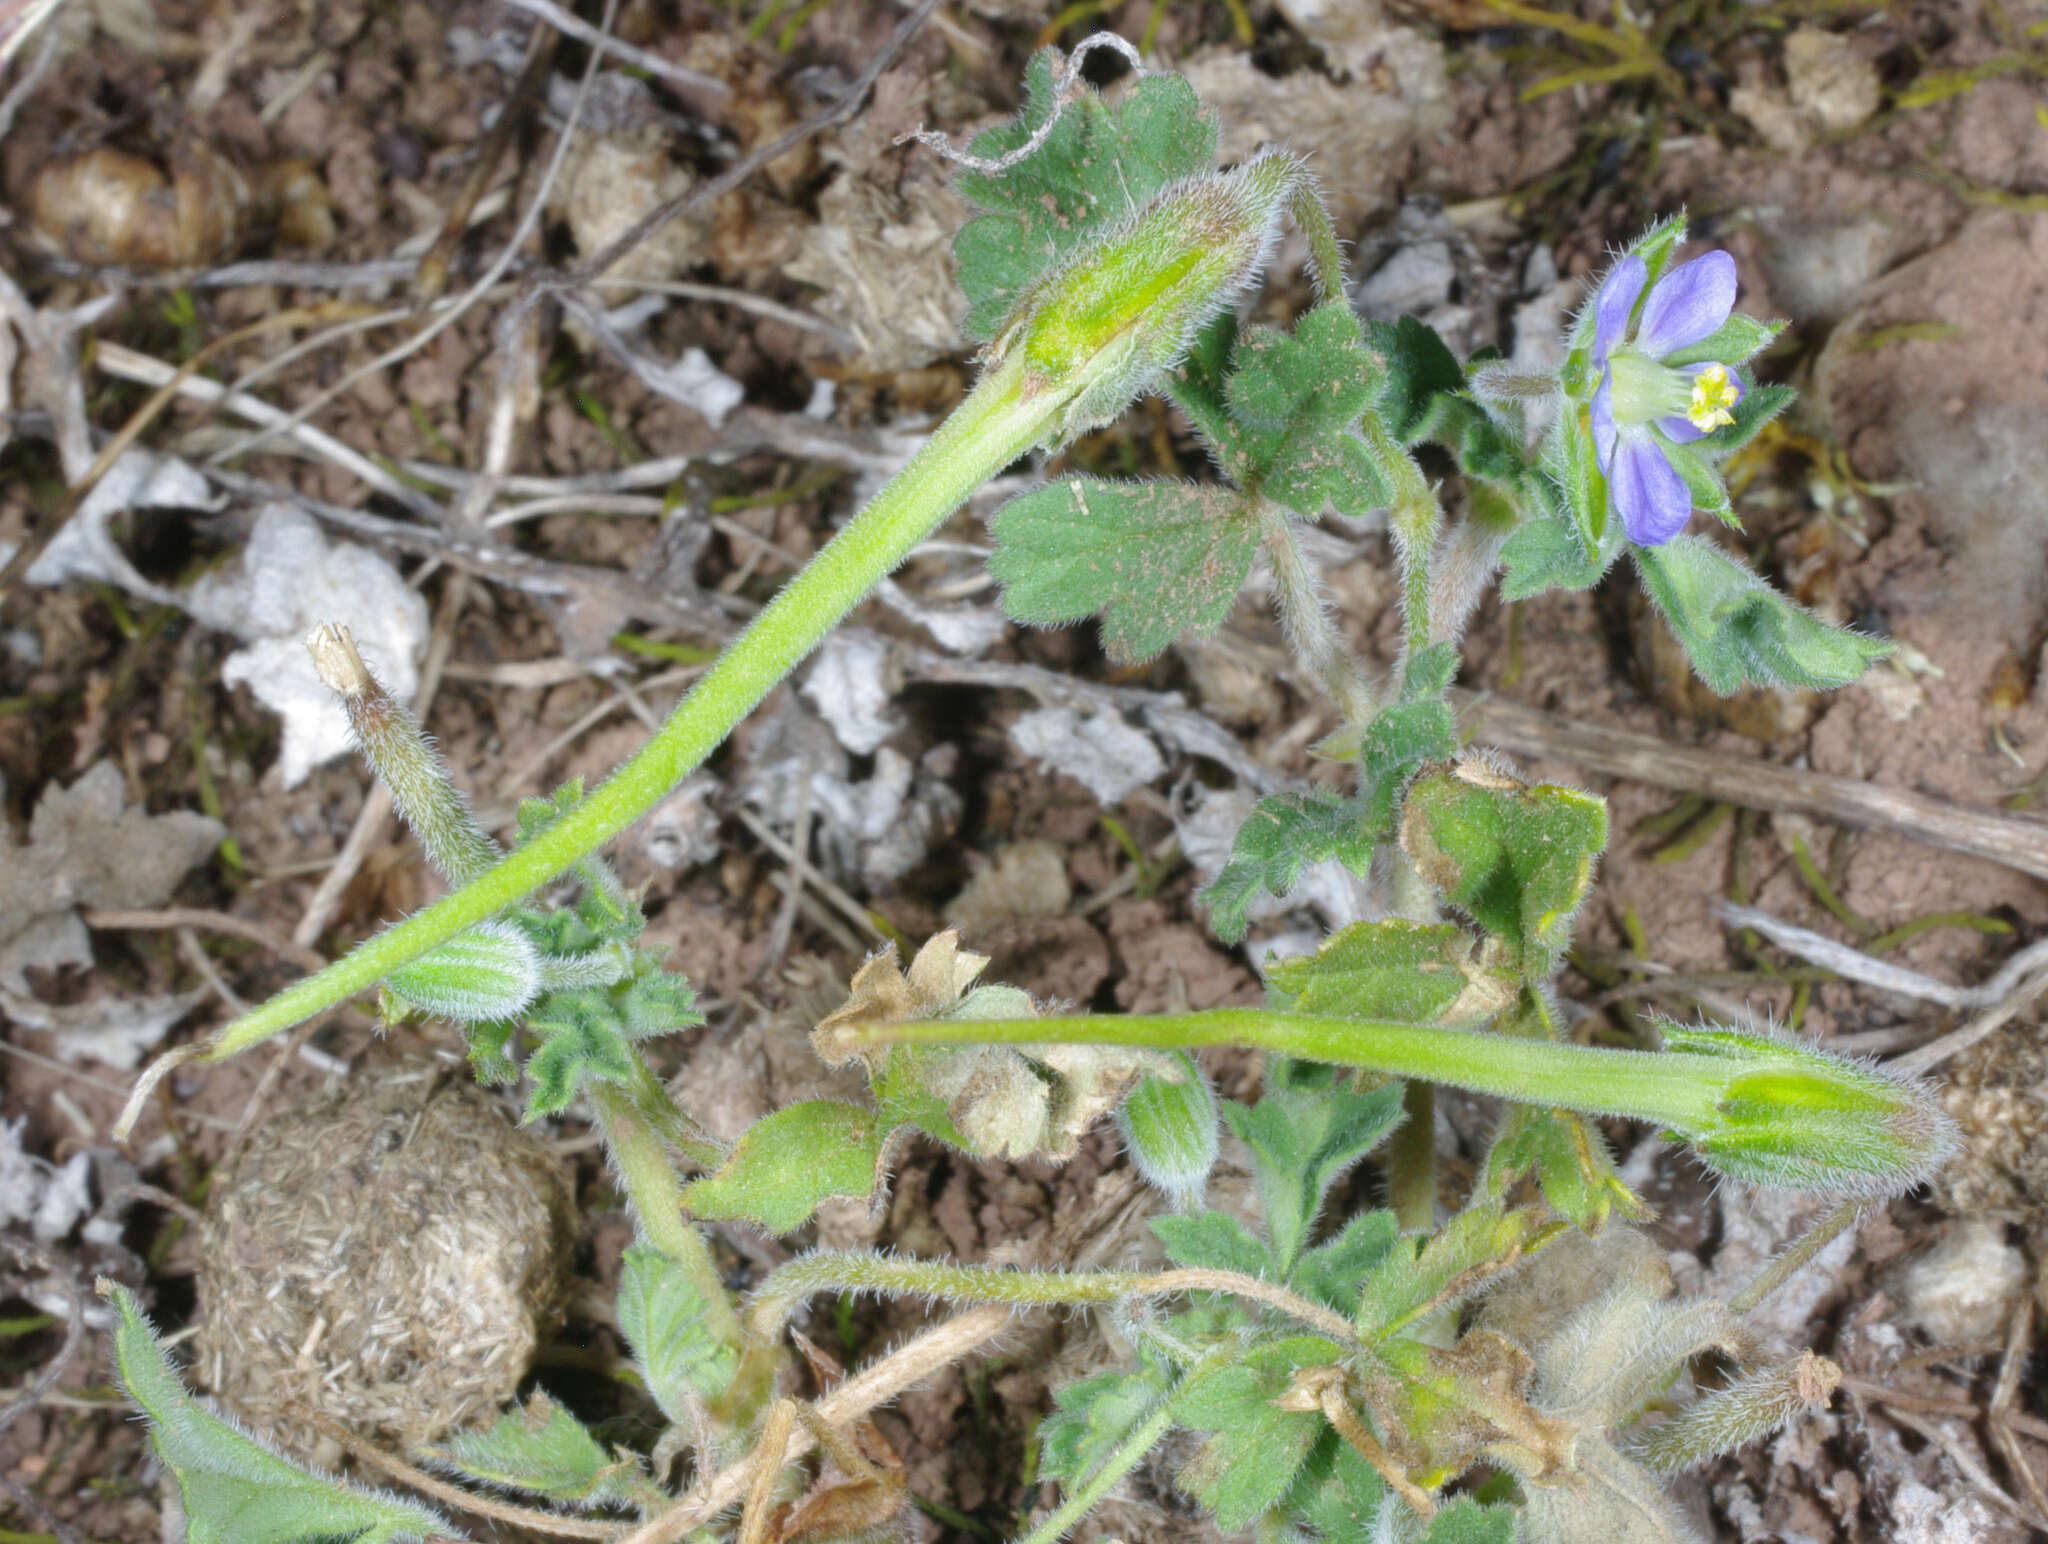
(745, 1251, 1357, 1350)
(591, 1078, 746, 1354)
(1387, 1080, 1436, 1231)
(624, 1054, 726, 1173)
(1359, 410, 1440, 666)
(149, 351, 1054, 1087)
(831, 1011, 1729, 1140)
(1257, 498, 1376, 722)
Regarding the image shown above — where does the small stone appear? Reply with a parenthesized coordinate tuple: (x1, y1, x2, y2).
(1899, 1218, 2028, 1346)
(1784, 26, 1880, 134)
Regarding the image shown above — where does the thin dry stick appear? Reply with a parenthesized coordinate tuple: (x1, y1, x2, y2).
(206, 0, 621, 466)
(1892, 969, 2048, 1077)
(733, 808, 885, 946)
(80, 907, 329, 974)
(293, 1408, 625, 1540)
(90, 339, 445, 520)
(412, 22, 560, 304)
(1715, 903, 2048, 1011)
(763, 776, 816, 970)
(1457, 692, 2048, 883)
(495, 0, 724, 96)
(616, 1305, 1011, 1544)
(0, 1039, 235, 1132)
(1989, 1305, 2048, 1522)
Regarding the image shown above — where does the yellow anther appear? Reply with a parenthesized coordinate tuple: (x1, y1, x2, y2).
(1686, 364, 1739, 432)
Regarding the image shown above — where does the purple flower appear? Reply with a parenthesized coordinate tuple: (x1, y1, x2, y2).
(1588, 250, 1745, 546)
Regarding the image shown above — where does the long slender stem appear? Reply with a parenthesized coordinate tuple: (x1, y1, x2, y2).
(829, 1009, 1733, 1132)
(745, 1252, 1357, 1350)
(590, 1078, 746, 1353)
(127, 353, 1054, 1103)
(1387, 1080, 1436, 1231)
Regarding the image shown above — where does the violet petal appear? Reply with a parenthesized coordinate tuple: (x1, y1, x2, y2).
(1611, 431, 1692, 546)
(1636, 250, 1738, 359)
(1591, 255, 1646, 364)
(1591, 368, 1618, 466)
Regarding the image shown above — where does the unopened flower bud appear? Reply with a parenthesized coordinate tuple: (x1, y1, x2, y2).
(1659, 1021, 1959, 1199)
(999, 150, 1308, 442)
(307, 622, 499, 885)
(383, 919, 541, 1025)
(1117, 1051, 1219, 1210)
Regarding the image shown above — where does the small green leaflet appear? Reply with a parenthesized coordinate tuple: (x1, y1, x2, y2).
(1201, 788, 1375, 945)
(1288, 1432, 1389, 1544)
(1175, 1338, 1342, 1530)
(988, 478, 1259, 664)
(1398, 766, 1607, 974)
(1225, 1081, 1405, 1277)
(1289, 1208, 1401, 1318)
(1266, 919, 1483, 1024)
(1425, 1497, 1519, 1544)
(683, 1099, 891, 1234)
(1498, 511, 1616, 600)
(1369, 314, 1466, 445)
(426, 1395, 640, 1509)
(104, 1281, 452, 1544)
(616, 1244, 740, 1423)
(1152, 1210, 1269, 1278)
(523, 990, 637, 1120)
(1222, 302, 1389, 518)
(1634, 537, 1891, 694)
(1485, 1105, 1643, 1234)
(953, 51, 1217, 342)
(1038, 1358, 1174, 1488)
(1355, 1200, 1538, 1342)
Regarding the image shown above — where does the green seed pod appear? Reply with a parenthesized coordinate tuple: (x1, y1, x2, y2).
(996, 150, 1309, 444)
(384, 919, 542, 1025)
(1116, 1051, 1219, 1211)
(1660, 1021, 1959, 1199)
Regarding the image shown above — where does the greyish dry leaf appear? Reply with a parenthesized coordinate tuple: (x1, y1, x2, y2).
(0, 761, 223, 993)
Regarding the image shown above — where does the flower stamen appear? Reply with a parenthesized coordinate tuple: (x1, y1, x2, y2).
(1686, 364, 1739, 433)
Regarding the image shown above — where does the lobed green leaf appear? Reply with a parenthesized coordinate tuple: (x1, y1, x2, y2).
(616, 1244, 741, 1424)
(1225, 1081, 1405, 1277)
(682, 1099, 892, 1234)
(953, 52, 1217, 343)
(1200, 788, 1376, 945)
(1266, 919, 1494, 1025)
(988, 478, 1259, 663)
(1398, 764, 1608, 975)
(1633, 537, 1892, 695)
(426, 1395, 640, 1510)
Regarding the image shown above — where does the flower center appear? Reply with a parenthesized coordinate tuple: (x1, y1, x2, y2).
(1685, 364, 1739, 433)
(1604, 350, 1692, 427)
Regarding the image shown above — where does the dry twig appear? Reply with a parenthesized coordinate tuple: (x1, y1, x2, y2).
(1458, 693, 2048, 884)
(1714, 903, 2048, 1012)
